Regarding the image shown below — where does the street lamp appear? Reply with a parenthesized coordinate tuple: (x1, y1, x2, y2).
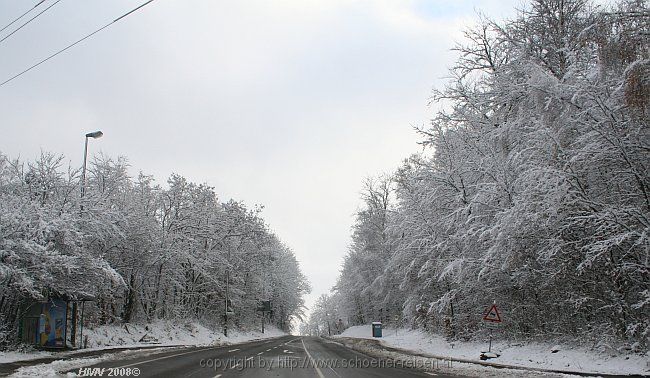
(81, 131, 103, 199)
(74, 130, 102, 348)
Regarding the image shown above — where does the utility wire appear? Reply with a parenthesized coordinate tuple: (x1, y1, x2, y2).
(0, 0, 155, 88)
(0, 0, 46, 34)
(0, 0, 60, 44)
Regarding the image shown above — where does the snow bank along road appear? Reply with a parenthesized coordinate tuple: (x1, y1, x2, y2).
(62, 336, 464, 377)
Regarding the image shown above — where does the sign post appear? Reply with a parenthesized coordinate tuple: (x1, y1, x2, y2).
(482, 303, 502, 353)
(256, 300, 272, 333)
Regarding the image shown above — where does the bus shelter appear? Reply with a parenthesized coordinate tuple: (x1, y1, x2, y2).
(19, 293, 93, 349)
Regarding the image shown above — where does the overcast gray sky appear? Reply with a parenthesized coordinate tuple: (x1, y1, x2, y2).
(0, 0, 524, 317)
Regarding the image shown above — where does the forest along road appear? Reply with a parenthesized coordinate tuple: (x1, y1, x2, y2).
(67, 335, 464, 377)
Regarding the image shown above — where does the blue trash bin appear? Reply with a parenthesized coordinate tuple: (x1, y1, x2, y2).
(372, 322, 382, 337)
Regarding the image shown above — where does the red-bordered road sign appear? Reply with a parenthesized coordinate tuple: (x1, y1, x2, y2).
(483, 304, 502, 323)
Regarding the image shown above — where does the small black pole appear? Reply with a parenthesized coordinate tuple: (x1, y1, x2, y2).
(261, 311, 265, 333)
(64, 301, 69, 348)
(70, 302, 77, 347)
(80, 301, 85, 349)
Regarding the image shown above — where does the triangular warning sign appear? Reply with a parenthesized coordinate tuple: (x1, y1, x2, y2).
(483, 304, 502, 323)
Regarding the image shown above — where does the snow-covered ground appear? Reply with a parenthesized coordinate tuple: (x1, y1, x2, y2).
(0, 320, 285, 365)
(335, 325, 649, 376)
(6, 348, 169, 378)
(83, 320, 284, 348)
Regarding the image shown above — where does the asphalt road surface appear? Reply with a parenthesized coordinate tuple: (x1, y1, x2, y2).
(69, 336, 464, 378)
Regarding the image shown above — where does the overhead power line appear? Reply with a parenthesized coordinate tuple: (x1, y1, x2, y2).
(0, 0, 46, 34)
(0, 0, 61, 45)
(0, 0, 156, 88)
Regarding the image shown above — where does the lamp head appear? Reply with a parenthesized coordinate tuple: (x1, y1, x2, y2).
(85, 131, 103, 139)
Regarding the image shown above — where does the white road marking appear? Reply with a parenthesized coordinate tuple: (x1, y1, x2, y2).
(257, 352, 263, 355)
(229, 356, 255, 370)
(281, 337, 300, 347)
(301, 338, 325, 378)
(425, 373, 438, 376)
(265, 349, 271, 352)
(228, 348, 240, 352)
(213, 375, 222, 378)
(327, 363, 342, 377)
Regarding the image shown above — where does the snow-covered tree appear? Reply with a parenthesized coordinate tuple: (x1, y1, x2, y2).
(0, 151, 310, 346)
(330, 0, 648, 350)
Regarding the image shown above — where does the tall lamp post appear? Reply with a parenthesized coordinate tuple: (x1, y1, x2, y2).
(74, 130, 102, 349)
(81, 131, 103, 200)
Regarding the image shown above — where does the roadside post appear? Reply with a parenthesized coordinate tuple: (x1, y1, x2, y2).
(394, 315, 400, 336)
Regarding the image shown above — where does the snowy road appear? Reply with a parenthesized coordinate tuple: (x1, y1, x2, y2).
(65, 336, 464, 377)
